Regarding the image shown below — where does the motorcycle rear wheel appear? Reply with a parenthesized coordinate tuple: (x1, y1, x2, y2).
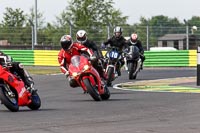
(0, 86, 19, 112)
(83, 78, 102, 101)
(28, 91, 41, 110)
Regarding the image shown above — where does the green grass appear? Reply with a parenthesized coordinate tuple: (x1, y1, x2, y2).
(25, 66, 61, 75)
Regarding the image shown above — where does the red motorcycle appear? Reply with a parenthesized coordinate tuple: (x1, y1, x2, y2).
(68, 55, 110, 101)
(0, 56, 41, 112)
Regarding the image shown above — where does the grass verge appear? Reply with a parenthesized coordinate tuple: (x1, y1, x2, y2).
(25, 66, 61, 75)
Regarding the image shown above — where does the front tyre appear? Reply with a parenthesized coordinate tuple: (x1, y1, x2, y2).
(100, 85, 110, 100)
(106, 67, 114, 86)
(128, 62, 137, 80)
(83, 78, 102, 101)
(0, 86, 19, 112)
(28, 91, 41, 110)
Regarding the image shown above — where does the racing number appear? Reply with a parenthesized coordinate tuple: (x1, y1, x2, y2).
(110, 51, 118, 58)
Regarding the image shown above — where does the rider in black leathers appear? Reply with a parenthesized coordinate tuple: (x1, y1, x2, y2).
(0, 51, 34, 90)
(127, 33, 145, 69)
(76, 30, 106, 80)
(102, 26, 129, 76)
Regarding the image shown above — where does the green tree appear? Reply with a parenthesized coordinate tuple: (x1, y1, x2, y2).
(1, 7, 26, 27)
(0, 7, 29, 45)
(187, 16, 200, 27)
(134, 15, 183, 48)
(27, 7, 45, 28)
(55, 0, 128, 45)
(42, 23, 67, 45)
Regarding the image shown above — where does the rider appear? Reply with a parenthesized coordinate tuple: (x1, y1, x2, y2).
(102, 26, 128, 76)
(76, 30, 102, 58)
(58, 34, 101, 88)
(127, 33, 145, 69)
(0, 51, 34, 90)
(76, 30, 106, 80)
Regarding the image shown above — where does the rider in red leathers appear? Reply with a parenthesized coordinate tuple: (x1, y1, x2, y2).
(58, 35, 97, 87)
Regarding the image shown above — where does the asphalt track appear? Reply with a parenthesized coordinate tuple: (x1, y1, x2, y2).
(0, 67, 200, 133)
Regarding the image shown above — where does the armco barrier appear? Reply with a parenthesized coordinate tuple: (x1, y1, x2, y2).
(189, 50, 197, 67)
(0, 50, 197, 67)
(144, 50, 189, 67)
(34, 50, 59, 66)
(2, 50, 34, 65)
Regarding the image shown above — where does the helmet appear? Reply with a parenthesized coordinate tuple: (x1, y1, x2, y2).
(76, 30, 87, 44)
(114, 26, 122, 39)
(130, 33, 138, 44)
(60, 35, 73, 50)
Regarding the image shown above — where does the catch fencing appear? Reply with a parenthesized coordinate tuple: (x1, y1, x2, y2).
(1, 25, 200, 50)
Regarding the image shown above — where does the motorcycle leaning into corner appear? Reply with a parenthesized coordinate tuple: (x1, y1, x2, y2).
(67, 54, 110, 101)
(124, 45, 142, 80)
(0, 56, 41, 112)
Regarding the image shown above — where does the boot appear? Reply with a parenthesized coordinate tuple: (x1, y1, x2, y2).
(23, 69, 35, 91)
(24, 76, 36, 93)
(68, 77, 79, 88)
(24, 77, 34, 88)
(117, 69, 121, 76)
(140, 62, 143, 70)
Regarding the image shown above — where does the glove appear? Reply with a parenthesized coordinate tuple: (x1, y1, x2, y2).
(101, 43, 105, 49)
(90, 55, 97, 61)
(64, 71, 69, 78)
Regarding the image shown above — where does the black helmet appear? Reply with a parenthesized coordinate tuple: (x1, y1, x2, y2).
(113, 26, 122, 39)
(60, 35, 72, 50)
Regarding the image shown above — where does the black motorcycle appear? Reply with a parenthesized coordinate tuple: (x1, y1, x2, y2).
(124, 45, 142, 80)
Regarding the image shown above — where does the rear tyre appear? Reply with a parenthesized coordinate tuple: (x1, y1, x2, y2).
(0, 86, 19, 112)
(83, 78, 102, 101)
(28, 91, 41, 110)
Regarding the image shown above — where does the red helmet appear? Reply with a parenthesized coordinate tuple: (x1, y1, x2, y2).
(60, 35, 73, 50)
(130, 33, 138, 44)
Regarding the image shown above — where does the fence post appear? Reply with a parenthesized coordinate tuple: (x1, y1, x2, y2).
(197, 46, 200, 86)
(146, 23, 149, 51)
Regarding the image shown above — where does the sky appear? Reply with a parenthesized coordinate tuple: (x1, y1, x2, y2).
(0, 0, 200, 24)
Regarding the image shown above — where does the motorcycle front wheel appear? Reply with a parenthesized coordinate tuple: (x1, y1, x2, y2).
(106, 67, 114, 86)
(100, 85, 110, 100)
(28, 91, 41, 110)
(83, 78, 102, 101)
(0, 86, 19, 112)
(128, 62, 137, 80)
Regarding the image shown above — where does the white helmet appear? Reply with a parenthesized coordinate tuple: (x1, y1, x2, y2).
(76, 30, 87, 44)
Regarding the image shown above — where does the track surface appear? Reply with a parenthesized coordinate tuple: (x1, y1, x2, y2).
(0, 67, 199, 133)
